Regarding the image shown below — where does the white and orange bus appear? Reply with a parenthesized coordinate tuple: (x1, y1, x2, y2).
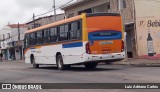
(24, 13, 125, 70)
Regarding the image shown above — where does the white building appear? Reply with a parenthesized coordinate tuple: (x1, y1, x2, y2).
(0, 26, 12, 60)
(0, 24, 27, 60)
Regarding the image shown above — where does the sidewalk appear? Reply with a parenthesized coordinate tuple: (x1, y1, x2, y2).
(112, 58, 160, 66)
(0, 59, 24, 62)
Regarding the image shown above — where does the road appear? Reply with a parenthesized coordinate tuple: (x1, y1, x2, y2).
(0, 61, 160, 92)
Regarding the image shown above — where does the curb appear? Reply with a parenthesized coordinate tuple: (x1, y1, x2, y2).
(112, 61, 160, 66)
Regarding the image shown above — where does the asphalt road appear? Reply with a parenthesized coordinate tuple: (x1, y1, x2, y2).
(0, 61, 160, 92)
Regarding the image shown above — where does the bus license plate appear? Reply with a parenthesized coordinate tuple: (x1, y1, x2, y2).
(100, 41, 113, 45)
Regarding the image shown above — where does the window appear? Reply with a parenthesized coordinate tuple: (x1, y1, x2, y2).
(123, 0, 126, 8)
(60, 25, 65, 33)
(71, 22, 78, 31)
(107, 3, 110, 9)
(44, 29, 50, 43)
(59, 25, 68, 41)
(37, 31, 43, 38)
(50, 28, 55, 36)
(78, 8, 92, 15)
(70, 21, 81, 40)
(44, 29, 49, 37)
(88, 31, 122, 41)
(30, 32, 37, 45)
(32, 23, 41, 29)
(50, 27, 58, 42)
(30, 33, 36, 39)
(68, 13, 74, 18)
(65, 25, 69, 32)
(93, 3, 110, 13)
(25, 34, 30, 47)
(37, 31, 43, 44)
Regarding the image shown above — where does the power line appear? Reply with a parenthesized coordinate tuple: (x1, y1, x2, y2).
(0, 0, 76, 41)
(34, 0, 74, 18)
(53, 0, 57, 21)
(26, 0, 75, 23)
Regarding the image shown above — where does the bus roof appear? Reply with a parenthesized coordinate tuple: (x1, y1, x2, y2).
(86, 13, 120, 17)
(25, 13, 121, 34)
(25, 15, 82, 34)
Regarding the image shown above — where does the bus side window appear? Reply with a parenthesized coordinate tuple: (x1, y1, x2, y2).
(59, 25, 65, 41)
(70, 21, 81, 40)
(68, 23, 71, 40)
(37, 31, 43, 45)
(30, 32, 36, 46)
(77, 21, 81, 39)
(44, 29, 50, 43)
(65, 24, 69, 40)
(29, 33, 32, 45)
(25, 34, 30, 47)
(50, 27, 57, 42)
(56, 27, 59, 42)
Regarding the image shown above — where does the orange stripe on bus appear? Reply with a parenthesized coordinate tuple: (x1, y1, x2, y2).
(25, 15, 82, 34)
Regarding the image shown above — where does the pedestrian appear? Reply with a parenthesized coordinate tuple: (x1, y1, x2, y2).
(0, 53, 3, 62)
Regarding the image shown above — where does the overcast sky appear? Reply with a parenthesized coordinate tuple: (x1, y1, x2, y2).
(0, 0, 75, 29)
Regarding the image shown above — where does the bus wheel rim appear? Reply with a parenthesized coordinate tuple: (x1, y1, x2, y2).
(58, 59, 62, 68)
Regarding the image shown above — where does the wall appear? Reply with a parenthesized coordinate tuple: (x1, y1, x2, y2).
(27, 14, 65, 30)
(11, 27, 27, 42)
(135, 0, 160, 59)
(64, 0, 118, 17)
(0, 26, 12, 60)
(0, 26, 12, 49)
(122, 0, 134, 23)
(64, 0, 134, 24)
(135, 0, 160, 17)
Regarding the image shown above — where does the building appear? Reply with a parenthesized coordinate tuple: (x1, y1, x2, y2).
(134, 0, 160, 59)
(26, 14, 65, 30)
(0, 24, 27, 60)
(62, 0, 160, 60)
(62, 0, 136, 58)
(0, 26, 12, 60)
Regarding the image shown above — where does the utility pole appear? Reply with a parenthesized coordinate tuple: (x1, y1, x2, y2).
(18, 23, 20, 43)
(53, 0, 57, 22)
(18, 23, 22, 60)
(33, 13, 36, 28)
(118, 0, 128, 61)
(132, 0, 138, 58)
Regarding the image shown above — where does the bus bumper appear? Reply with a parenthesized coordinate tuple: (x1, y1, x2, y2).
(83, 52, 125, 62)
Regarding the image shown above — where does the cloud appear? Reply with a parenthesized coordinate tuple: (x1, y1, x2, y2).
(0, 0, 75, 29)
(15, 0, 52, 10)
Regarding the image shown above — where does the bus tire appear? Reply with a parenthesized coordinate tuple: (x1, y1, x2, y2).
(84, 62, 98, 70)
(31, 56, 39, 68)
(57, 55, 65, 70)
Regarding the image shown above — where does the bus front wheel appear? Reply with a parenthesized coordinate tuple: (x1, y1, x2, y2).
(84, 62, 98, 70)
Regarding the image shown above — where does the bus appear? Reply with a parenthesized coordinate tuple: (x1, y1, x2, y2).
(24, 13, 125, 70)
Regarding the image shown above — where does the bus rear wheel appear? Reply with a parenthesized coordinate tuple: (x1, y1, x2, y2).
(84, 62, 98, 70)
(57, 55, 65, 70)
(31, 57, 39, 68)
